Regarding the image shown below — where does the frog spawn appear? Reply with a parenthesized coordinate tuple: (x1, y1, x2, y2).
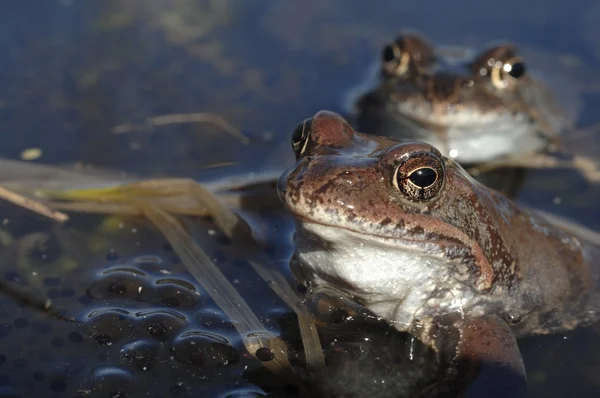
(0, 252, 272, 397)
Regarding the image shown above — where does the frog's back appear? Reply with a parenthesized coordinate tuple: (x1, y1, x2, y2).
(509, 212, 600, 336)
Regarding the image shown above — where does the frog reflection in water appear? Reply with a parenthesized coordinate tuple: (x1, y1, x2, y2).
(278, 111, 600, 396)
(353, 31, 597, 190)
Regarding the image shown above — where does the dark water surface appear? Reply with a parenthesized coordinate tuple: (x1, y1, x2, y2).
(1, 1, 600, 397)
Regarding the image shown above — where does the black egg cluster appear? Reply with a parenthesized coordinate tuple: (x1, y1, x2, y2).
(0, 253, 269, 398)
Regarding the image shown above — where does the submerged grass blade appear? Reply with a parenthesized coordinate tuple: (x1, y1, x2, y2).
(0, 185, 68, 222)
(9, 168, 323, 385)
(111, 112, 250, 145)
(250, 261, 326, 374)
(47, 179, 241, 238)
(135, 201, 294, 375)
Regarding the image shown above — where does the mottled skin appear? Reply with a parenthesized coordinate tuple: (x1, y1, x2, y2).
(278, 111, 600, 396)
(354, 31, 570, 166)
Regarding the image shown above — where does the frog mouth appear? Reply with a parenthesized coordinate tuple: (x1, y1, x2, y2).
(394, 102, 530, 132)
(290, 208, 392, 235)
(291, 211, 495, 291)
(292, 214, 394, 240)
(292, 214, 464, 259)
(390, 107, 448, 130)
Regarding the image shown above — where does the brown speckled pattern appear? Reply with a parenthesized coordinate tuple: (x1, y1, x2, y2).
(354, 32, 571, 168)
(279, 111, 600, 338)
(358, 35, 560, 130)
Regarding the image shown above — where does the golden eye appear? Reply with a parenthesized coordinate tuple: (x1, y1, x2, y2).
(491, 56, 527, 90)
(393, 155, 444, 202)
(381, 42, 411, 76)
(291, 118, 312, 157)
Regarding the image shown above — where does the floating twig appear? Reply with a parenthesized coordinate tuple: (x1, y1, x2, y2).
(111, 112, 250, 145)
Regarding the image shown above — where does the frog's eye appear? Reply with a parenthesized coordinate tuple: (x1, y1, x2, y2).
(393, 154, 444, 202)
(291, 118, 312, 157)
(382, 34, 434, 77)
(490, 57, 527, 90)
(408, 167, 438, 187)
(382, 42, 411, 77)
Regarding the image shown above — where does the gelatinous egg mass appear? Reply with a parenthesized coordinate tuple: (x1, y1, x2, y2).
(0, 226, 289, 398)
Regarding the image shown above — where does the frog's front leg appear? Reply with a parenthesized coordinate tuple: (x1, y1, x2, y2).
(417, 315, 527, 398)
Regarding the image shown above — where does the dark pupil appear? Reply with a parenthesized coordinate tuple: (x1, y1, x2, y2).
(408, 168, 437, 188)
(508, 62, 526, 78)
(382, 45, 396, 63)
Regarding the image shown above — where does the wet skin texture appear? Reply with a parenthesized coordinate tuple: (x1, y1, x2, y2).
(278, 111, 600, 396)
(354, 31, 570, 166)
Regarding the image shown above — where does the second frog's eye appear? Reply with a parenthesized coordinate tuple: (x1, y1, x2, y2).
(382, 42, 411, 76)
(490, 56, 527, 89)
(291, 118, 312, 157)
(393, 153, 444, 202)
(381, 33, 435, 77)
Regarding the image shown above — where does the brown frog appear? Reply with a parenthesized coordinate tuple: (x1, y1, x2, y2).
(351, 31, 598, 184)
(278, 111, 600, 396)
